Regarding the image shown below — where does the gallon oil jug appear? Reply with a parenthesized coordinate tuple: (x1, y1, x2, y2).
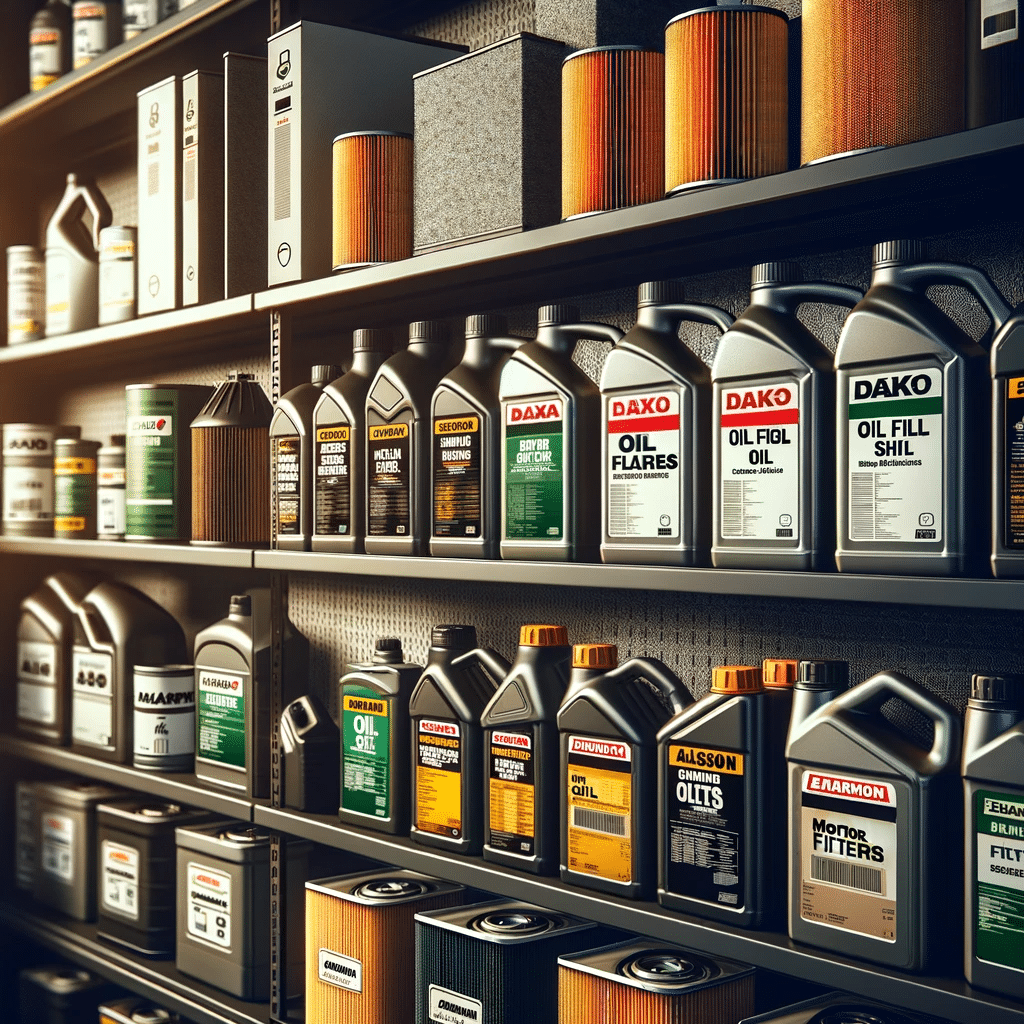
(409, 624, 510, 855)
(480, 624, 572, 875)
(558, 643, 691, 899)
(787, 669, 961, 971)
(500, 305, 623, 562)
(339, 636, 423, 835)
(600, 281, 734, 566)
(990, 302, 1024, 576)
(835, 240, 1012, 575)
(712, 263, 862, 570)
(430, 314, 526, 559)
(962, 672, 1024, 998)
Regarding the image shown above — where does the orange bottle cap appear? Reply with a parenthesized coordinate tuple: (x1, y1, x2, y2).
(520, 624, 569, 647)
(572, 644, 618, 670)
(762, 659, 799, 688)
(711, 665, 763, 694)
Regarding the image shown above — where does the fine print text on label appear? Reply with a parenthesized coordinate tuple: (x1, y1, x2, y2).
(434, 414, 482, 539)
(975, 789, 1024, 971)
(187, 861, 232, 950)
(318, 948, 363, 992)
(315, 423, 351, 537)
(101, 839, 140, 920)
(341, 690, 392, 820)
(505, 399, 564, 541)
(416, 718, 463, 838)
(1005, 376, 1024, 549)
(488, 729, 535, 856)
(428, 985, 484, 1024)
(197, 670, 246, 769)
(368, 422, 411, 537)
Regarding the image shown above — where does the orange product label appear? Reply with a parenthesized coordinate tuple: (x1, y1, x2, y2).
(54, 457, 96, 475)
(55, 517, 86, 532)
(415, 718, 463, 838)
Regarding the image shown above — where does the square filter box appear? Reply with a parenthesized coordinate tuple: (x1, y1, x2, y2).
(739, 991, 954, 1023)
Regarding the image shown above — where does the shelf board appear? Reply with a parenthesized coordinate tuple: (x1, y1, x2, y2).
(0, 535, 256, 567)
(256, 805, 1024, 1024)
(4, 736, 254, 820)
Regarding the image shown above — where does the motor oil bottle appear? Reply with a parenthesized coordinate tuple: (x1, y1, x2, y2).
(835, 240, 1012, 575)
(712, 263, 863, 570)
(500, 305, 624, 562)
(409, 624, 510, 854)
(480, 624, 572, 875)
(338, 636, 423, 835)
(990, 302, 1024, 576)
(45, 172, 112, 337)
(787, 669, 961, 971)
(962, 672, 1024, 998)
(430, 314, 527, 559)
(312, 329, 394, 552)
(270, 363, 341, 550)
(558, 643, 692, 900)
(365, 320, 460, 556)
(600, 281, 734, 566)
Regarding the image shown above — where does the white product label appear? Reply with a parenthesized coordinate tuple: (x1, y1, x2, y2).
(101, 839, 140, 919)
(719, 383, 800, 541)
(978, 831, 1024, 894)
(847, 368, 943, 543)
(18, 680, 57, 725)
(73, 6, 108, 67)
(3, 466, 53, 522)
(187, 861, 232, 949)
(41, 812, 75, 881)
(981, 0, 1019, 48)
(317, 949, 363, 991)
(45, 250, 70, 334)
(30, 33, 62, 77)
(606, 390, 681, 539)
(71, 647, 114, 747)
(799, 769, 897, 942)
(98, 488, 126, 536)
(133, 670, 195, 758)
(17, 639, 58, 725)
(7, 256, 45, 340)
(428, 985, 484, 1024)
(100, 259, 136, 316)
(127, 415, 173, 436)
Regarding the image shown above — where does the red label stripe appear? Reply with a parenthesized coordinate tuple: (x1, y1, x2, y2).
(721, 409, 799, 427)
(608, 414, 680, 433)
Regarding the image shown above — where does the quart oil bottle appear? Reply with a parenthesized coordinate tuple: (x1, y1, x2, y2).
(430, 314, 526, 559)
(990, 302, 1024, 576)
(499, 305, 623, 562)
(409, 625, 510, 855)
(787, 669, 961, 972)
(558, 643, 691, 899)
(712, 263, 862, 570)
(835, 240, 1012, 575)
(480, 624, 572, 875)
(600, 280, 734, 566)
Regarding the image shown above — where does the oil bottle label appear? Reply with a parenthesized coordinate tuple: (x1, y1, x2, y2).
(1004, 376, 1024, 549)
(315, 425, 351, 536)
(71, 647, 114, 748)
(504, 399, 564, 540)
(433, 414, 482, 538)
(186, 861, 232, 950)
(273, 435, 301, 536)
(318, 948, 363, 992)
(41, 813, 74, 881)
(126, 412, 178, 538)
(665, 745, 745, 907)
(101, 840, 140, 920)
(17, 640, 58, 725)
(974, 789, 1024, 971)
(799, 770, 897, 941)
(488, 729, 535, 855)
(341, 690, 391, 820)
(428, 985, 483, 1024)
(566, 735, 632, 883)
(415, 717, 463, 839)
(847, 369, 943, 543)
(368, 422, 411, 537)
(197, 670, 246, 769)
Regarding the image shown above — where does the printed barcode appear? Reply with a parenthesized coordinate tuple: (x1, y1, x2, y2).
(810, 854, 883, 894)
(572, 806, 628, 837)
(722, 479, 743, 535)
(850, 472, 875, 540)
(183, 156, 196, 203)
(274, 122, 291, 221)
(147, 160, 159, 197)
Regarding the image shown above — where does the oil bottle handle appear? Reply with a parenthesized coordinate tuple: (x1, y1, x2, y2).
(614, 657, 693, 714)
(650, 303, 735, 336)
(452, 646, 512, 685)
(770, 282, 864, 313)
(898, 262, 1011, 335)
(555, 322, 625, 346)
(79, 183, 113, 252)
(491, 336, 530, 353)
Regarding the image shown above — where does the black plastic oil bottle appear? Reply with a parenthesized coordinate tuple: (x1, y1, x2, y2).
(558, 643, 691, 900)
(712, 263, 862, 571)
(409, 624, 510, 855)
(835, 240, 1012, 575)
(990, 302, 1024, 576)
(962, 672, 1024, 998)
(338, 636, 423, 835)
(270, 364, 341, 550)
(600, 280, 734, 566)
(787, 669, 961, 972)
(365, 321, 460, 556)
(480, 624, 572, 875)
(762, 657, 798, 900)
(430, 314, 526, 559)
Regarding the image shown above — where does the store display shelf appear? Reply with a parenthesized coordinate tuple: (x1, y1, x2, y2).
(5, 736, 254, 820)
(0, 897, 265, 1024)
(0, 535, 256, 567)
(256, 805, 1024, 1024)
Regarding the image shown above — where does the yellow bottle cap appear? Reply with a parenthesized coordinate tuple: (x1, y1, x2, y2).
(711, 665, 763, 694)
(572, 644, 618, 670)
(762, 659, 799, 688)
(520, 624, 569, 647)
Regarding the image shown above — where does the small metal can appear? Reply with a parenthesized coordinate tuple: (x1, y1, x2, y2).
(98, 433, 127, 539)
(54, 436, 101, 539)
(6, 245, 45, 344)
(3, 423, 81, 537)
(99, 225, 137, 325)
(133, 663, 195, 771)
(123, 0, 175, 40)
(72, 1, 121, 70)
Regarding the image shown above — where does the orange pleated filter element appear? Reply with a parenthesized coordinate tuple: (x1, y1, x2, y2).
(562, 46, 665, 219)
(801, 0, 965, 165)
(665, 2, 789, 194)
(332, 131, 413, 271)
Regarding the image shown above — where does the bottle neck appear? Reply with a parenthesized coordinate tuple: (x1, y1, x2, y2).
(636, 306, 682, 334)
(351, 349, 385, 375)
(789, 685, 844, 736)
(964, 701, 1023, 754)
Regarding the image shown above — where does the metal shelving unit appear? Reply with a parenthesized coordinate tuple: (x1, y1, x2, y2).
(0, 536, 257, 567)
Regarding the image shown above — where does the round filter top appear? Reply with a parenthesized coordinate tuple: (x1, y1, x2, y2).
(140, 803, 182, 818)
(638, 280, 686, 306)
(466, 313, 508, 337)
(798, 659, 849, 690)
(762, 658, 799, 688)
(971, 673, 1024, 705)
(751, 261, 802, 288)
(619, 950, 719, 989)
(816, 1010, 918, 1024)
(353, 877, 431, 902)
(573, 643, 617, 670)
(873, 240, 925, 268)
(131, 1009, 174, 1024)
(711, 665, 763, 694)
(221, 826, 270, 845)
(353, 327, 394, 353)
(311, 364, 341, 387)
(431, 624, 477, 650)
(472, 909, 557, 936)
(537, 304, 580, 327)
(520, 624, 569, 647)
(409, 320, 451, 344)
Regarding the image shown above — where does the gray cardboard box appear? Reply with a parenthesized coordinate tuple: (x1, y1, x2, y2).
(535, 0, 687, 51)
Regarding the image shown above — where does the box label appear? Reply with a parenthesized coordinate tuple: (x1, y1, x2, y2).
(433, 414, 482, 539)
(101, 839, 140, 920)
(981, 0, 1019, 48)
(504, 398, 564, 540)
(318, 948, 362, 991)
(187, 861, 232, 950)
(428, 985, 483, 1024)
(368, 422, 411, 537)
(416, 718, 462, 839)
(488, 729, 535, 856)
(975, 789, 1024, 972)
(315, 424, 352, 537)
(197, 670, 246, 769)
(341, 689, 392, 820)
(41, 812, 74, 882)
(71, 647, 114, 748)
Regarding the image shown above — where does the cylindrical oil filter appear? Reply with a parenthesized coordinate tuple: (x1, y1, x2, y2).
(100, 997, 181, 1023)
(98, 433, 126, 539)
(190, 372, 273, 546)
(54, 437, 101, 539)
(133, 664, 195, 771)
(123, 0, 174, 41)
(3, 423, 81, 537)
(738, 992, 953, 1023)
(7, 245, 45, 344)
(561, 46, 665, 219)
(801, 0, 966, 165)
(557, 939, 755, 1023)
(125, 383, 212, 542)
(665, 3, 789, 193)
(72, 1, 123, 70)
(99, 226, 137, 325)
(305, 868, 463, 1023)
(20, 965, 115, 1021)
(332, 131, 413, 271)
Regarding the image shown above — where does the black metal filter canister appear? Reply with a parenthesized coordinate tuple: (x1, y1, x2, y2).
(19, 965, 116, 1024)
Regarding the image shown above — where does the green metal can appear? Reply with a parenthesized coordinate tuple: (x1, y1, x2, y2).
(54, 437, 101, 539)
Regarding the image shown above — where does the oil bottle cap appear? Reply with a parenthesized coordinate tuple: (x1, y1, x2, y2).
(797, 659, 849, 689)
(376, 636, 402, 653)
(228, 371, 254, 380)
(410, 320, 451, 344)
(311, 364, 341, 387)
(711, 665, 763, 694)
(538, 304, 580, 327)
(971, 673, 1024, 705)
(873, 239, 925, 268)
(572, 643, 617, 669)
(762, 659, 799, 688)
(431, 624, 477, 650)
(638, 280, 686, 306)
(353, 327, 394, 353)
(108, 433, 126, 447)
(466, 313, 508, 337)
(751, 261, 802, 288)
(520, 624, 569, 647)
(229, 594, 252, 616)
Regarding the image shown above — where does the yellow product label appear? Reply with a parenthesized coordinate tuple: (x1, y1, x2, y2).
(435, 415, 480, 435)
(73, 56, 94, 70)
(342, 694, 387, 716)
(54, 457, 96, 475)
(55, 517, 86, 532)
(490, 776, 534, 839)
(47, 301, 69, 314)
(415, 718, 463, 838)
(10, 319, 42, 335)
(32, 74, 60, 92)
(368, 423, 409, 441)
(316, 425, 350, 443)
(1009, 376, 1024, 399)
(669, 745, 745, 775)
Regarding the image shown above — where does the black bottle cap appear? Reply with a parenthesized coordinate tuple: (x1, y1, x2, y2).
(409, 320, 451, 344)
(466, 313, 508, 338)
(537, 304, 580, 327)
(873, 240, 925, 268)
(311, 364, 341, 387)
(287, 700, 310, 728)
(229, 594, 252, 616)
(971, 673, 1024, 706)
(228, 371, 255, 381)
(353, 328, 394, 354)
(108, 434, 125, 447)
(797, 659, 849, 690)
(376, 637, 402, 653)
(430, 624, 477, 650)
(638, 281, 686, 306)
(752, 261, 802, 288)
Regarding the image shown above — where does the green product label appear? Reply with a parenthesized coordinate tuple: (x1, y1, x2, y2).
(197, 670, 246, 769)
(341, 686, 391, 819)
(975, 789, 1024, 972)
(504, 398, 564, 540)
(126, 391, 179, 538)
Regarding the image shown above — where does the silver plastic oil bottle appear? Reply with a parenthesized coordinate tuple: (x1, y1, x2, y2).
(712, 263, 863, 570)
(600, 281, 734, 566)
(500, 305, 623, 562)
(990, 301, 1024, 576)
(835, 240, 1012, 575)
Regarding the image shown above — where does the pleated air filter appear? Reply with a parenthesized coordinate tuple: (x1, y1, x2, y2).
(562, 46, 665, 219)
(306, 869, 464, 1024)
(558, 939, 755, 1023)
(333, 132, 414, 271)
(738, 990, 954, 1023)
(801, 0, 965, 165)
(665, 2, 789, 193)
